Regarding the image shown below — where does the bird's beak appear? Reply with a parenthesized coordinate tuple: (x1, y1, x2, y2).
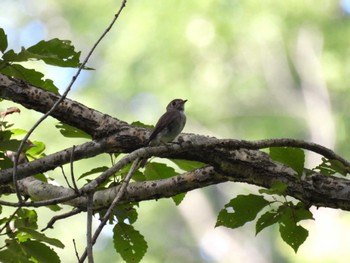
(183, 99, 188, 104)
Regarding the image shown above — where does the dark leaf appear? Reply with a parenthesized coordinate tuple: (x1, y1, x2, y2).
(216, 194, 270, 228)
(0, 28, 8, 52)
(0, 63, 59, 93)
(256, 211, 281, 235)
(113, 222, 148, 263)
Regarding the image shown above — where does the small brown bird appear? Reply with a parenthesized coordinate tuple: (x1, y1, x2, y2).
(140, 98, 187, 167)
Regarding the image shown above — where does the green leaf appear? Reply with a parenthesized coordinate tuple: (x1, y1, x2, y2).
(313, 157, 350, 176)
(0, 63, 59, 93)
(17, 227, 64, 248)
(0, 139, 22, 151)
(15, 209, 38, 229)
(0, 28, 8, 53)
(144, 162, 177, 180)
(269, 147, 305, 177)
(216, 194, 270, 228)
(78, 166, 109, 180)
(256, 211, 281, 235)
(113, 222, 148, 263)
(114, 204, 139, 225)
(26, 141, 46, 157)
(259, 181, 288, 196)
(0, 240, 32, 263)
(277, 203, 313, 252)
(56, 122, 92, 139)
(2, 38, 86, 69)
(171, 193, 186, 206)
(21, 240, 60, 263)
(279, 214, 308, 253)
(170, 159, 206, 171)
(144, 162, 186, 205)
(131, 121, 153, 129)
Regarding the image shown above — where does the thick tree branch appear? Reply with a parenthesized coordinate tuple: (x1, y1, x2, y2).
(2, 74, 350, 213)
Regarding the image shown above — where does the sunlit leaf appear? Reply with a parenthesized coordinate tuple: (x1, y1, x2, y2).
(269, 147, 305, 177)
(170, 159, 206, 171)
(56, 122, 91, 139)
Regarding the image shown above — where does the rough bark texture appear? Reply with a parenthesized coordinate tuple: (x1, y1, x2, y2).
(1, 72, 350, 212)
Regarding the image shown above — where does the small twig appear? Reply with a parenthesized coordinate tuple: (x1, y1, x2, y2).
(41, 208, 83, 231)
(0, 193, 79, 207)
(60, 166, 72, 189)
(73, 239, 80, 262)
(86, 193, 95, 263)
(79, 157, 139, 263)
(70, 145, 79, 193)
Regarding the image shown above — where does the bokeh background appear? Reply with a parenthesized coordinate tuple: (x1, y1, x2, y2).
(2, 0, 350, 262)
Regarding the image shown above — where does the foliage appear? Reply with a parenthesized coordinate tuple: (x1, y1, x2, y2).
(1, 0, 350, 261)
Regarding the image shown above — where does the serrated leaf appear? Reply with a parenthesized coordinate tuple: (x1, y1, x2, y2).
(259, 181, 288, 196)
(256, 211, 281, 235)
(0, 28, 8, 53)
(269, 147, 305, 177)
(0, 64, 59, 93)
(56, 122, 91, 139)
(2, 38, 87, 69)
(21, 240, 60, 263)
(0, 240, 32, 263)
(279, 217, 308, 253)
(170, 159, 206, 171)
(113, 222, 147, 263)
(276, 204, 313, 252)
(216, 194, 270, 229)
(17, 227, 64, 248)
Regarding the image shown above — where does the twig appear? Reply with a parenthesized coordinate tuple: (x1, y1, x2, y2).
(86, 193, 95, 263)
(79, 157, 139, 263)
(221, 138, 350, 169)
(60, 165, 72, 189)
(73, 239, 80, 262)
(70, 145, 80, 193)
(0, 192, 79, 207)
(41, 208, 83, 231)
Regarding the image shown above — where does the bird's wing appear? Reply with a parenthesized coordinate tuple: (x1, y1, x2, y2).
(148, 111, 179, 143)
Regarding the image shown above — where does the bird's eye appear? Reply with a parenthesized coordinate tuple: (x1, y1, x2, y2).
(172, 101, 176, 106)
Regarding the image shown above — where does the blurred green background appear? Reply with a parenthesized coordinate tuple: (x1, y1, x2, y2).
(2, 0, 350, 262)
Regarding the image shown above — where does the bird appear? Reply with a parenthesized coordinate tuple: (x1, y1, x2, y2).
(140, 98, 187, 167)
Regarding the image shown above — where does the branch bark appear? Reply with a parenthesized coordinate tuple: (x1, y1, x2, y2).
(1, 73, 350, 213)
